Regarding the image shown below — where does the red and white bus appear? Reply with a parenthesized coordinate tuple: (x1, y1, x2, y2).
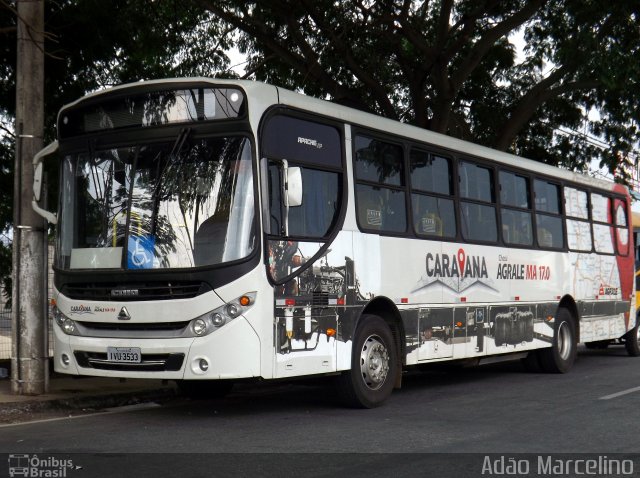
(32, 79, 638, 407)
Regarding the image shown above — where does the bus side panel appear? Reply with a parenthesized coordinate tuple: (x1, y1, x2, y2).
(354, 236, 565, 365)
(612, 185, 635, 332)
(269, 231, 357, 378)
(570, 251, 627, 342)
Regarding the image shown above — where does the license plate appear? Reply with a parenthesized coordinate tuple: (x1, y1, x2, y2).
(107, 347, 141, 363)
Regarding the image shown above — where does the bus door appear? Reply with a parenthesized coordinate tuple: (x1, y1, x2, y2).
(260, 112, 347, 378)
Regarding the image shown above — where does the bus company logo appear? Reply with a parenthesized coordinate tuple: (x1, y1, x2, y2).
(425, 248, 488, 280)
(69, 305, 93, 316)
(297, 136, 323, 149)
(8, 454, 77, 477)
(414, 248, 497, 294)
(93, 305, 117, 313)
(599, 285, 618, 296)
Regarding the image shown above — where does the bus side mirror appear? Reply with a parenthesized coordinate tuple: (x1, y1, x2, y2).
(281, 161, 302, 237)
(32, 141, 58, 224)
(286, 167, 303, 207)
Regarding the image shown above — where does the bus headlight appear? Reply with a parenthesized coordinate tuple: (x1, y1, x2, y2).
(211, 313, 225, 327)
(226, 303, 240, 318)
(53, 305, 65, 327)
(192, 318, 208, 336)
(62, 318, 76, 335)
(188, 292, 256, 337)
(52, 305, 79, 335)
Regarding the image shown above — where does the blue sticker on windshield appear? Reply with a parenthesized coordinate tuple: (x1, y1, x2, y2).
(127, 235, 155, 269)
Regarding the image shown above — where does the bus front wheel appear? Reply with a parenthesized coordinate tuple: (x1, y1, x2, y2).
(538, 308, 577, 373)
(336, 315, 398, 408)
(624, 323, 640, 357)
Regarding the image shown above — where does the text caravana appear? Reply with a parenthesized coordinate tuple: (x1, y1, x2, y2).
(69, 305, 92, 315)
(425, 248, 488, 279)
(416, 248, 498, 294)
(69, 305, 117, 315)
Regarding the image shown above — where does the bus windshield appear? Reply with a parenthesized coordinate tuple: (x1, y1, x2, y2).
(56, 134, 255, 270)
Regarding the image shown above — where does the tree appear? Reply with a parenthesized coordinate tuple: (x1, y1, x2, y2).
(197, 0, 639, 178)
(0, 0, 238, 297)
(1, 0, 237, 137)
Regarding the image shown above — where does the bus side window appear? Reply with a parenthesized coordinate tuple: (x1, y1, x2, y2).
(591, 193, 615, 254)
(536, 214, 564, 248)
(410, 150, 455, 238)
(459, 161, 497, 243)
(287, 167, 340, 238)
(354, 135, 406, 234)
(534, 180, 564, 249)
(411, 194, 456, 238)
(499, 171, 532, 246)
(356, 184, 384, 229)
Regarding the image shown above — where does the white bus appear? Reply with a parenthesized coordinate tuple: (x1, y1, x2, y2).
(32, 79, 638, 407)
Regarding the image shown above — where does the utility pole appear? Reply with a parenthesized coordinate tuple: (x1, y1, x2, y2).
(11, 0, 47, 395)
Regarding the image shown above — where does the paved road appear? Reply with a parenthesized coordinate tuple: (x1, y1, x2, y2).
(0, 346, 639, 476)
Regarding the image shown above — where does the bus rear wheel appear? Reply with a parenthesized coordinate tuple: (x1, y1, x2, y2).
(624, 323, 640, 357)
(538, 307, 576, 373)
(336, 315, 398, 408)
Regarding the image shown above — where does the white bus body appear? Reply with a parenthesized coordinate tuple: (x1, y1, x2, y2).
(33, 79, 637, 407)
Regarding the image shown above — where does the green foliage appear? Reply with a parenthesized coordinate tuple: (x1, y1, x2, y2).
(2, 0, 236, 136)
(0, 0, 237, 294)
(199, 0, 639, 178)
(0, 2, 638, 298)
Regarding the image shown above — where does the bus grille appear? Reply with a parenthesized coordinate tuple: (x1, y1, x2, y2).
(74, 320, 191, 338)
(76, 321, 189, 332)
(61, 281, 210, 301)
(74, 352, 185, 372)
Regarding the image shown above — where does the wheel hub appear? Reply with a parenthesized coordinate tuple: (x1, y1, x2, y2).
(360, 335, 390, 390)
(558, 321, 571, 360)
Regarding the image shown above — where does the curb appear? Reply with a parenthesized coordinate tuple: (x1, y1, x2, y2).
(0, 386, 178, 423)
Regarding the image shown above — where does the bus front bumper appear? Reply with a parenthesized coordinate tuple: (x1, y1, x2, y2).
(53, 316, 261, 380)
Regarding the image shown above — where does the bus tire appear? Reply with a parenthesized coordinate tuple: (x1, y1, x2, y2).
(624, 323, 640, 357)
(176, 380, 234, 400)
(336, 314, 398, 408)
(538, 308, 577, 373)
